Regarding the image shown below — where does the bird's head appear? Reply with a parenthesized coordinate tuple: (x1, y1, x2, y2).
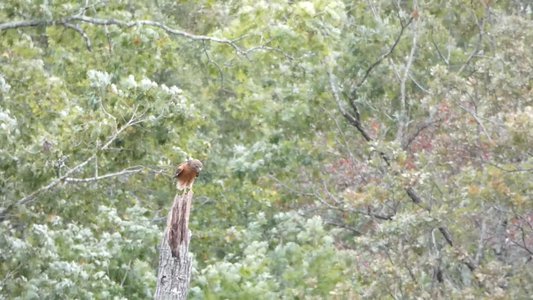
(188, 159, 203, 173)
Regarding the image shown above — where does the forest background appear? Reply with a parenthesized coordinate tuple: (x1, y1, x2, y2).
(0, 0, 532, 298)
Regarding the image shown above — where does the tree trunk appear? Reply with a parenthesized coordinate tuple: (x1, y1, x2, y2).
(154, 192, 194, 300)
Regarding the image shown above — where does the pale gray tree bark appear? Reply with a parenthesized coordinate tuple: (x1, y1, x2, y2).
(154, 192, 194, 300)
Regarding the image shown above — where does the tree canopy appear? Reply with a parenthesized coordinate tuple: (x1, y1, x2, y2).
(1, 0, 532, 298)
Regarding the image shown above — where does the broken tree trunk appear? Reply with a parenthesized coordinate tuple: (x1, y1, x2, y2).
(154, 191, 194, 300)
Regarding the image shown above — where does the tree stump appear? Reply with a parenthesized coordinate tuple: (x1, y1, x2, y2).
(154, 192, 194, 300)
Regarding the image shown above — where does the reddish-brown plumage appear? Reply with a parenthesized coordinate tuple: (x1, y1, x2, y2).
(174, 159, 203, 190)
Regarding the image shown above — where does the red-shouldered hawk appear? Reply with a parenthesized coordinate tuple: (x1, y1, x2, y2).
(174, 159, 203, 191)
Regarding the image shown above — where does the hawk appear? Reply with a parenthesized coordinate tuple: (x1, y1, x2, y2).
(174, 159, 203, 191)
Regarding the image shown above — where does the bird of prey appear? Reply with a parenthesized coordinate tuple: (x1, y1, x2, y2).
(174, 159, 203, 191)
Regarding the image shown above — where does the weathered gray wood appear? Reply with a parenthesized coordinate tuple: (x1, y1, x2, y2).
(154, 192, 194, 300)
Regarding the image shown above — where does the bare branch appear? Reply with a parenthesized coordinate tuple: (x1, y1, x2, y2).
(405, 187, 422, 204)
(397, 13, 419, 145)
(324, 220, 362, 235)
(332, 70, 479, 273)
(458, 104, 494, 144)
(0, 19, 56, 30)
(510, 239, 533, 256)
(343, 14, 414, 137)
(201, 41, 224, 86)
(404, 117, 440, 149)
(400, 17, 418, 113)
(475, 216, 487, 264)
(354, 16, 414, 90)
(315, 192, 344, 212)
(62, 22, 92, 51)
(328, 15, 414, 163)
(120, 260, 133, 287)
(513, 219, 533, 255)
(70, 16, 244, 53)
(328, 70, 373, 142)
(430, 228, 444, 283)
(430, 28, 449, 65)
(0, 15, 244, 53)
(64, 167, 143, 183)
(438, 228, 477, 273)
(0, 18, 94, 51)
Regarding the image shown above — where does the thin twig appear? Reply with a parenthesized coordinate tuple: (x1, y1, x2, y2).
(201, 41, 224, 86)
(430, 28, 449, 65)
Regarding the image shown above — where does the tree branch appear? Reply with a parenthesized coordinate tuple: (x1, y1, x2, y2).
(70, 16, 243, 52)
(64, 166, 143, 183)
(430, 28, 449, 65)
(328, 15, 414, 166)
(0, 19, 57, 30)
(457, 11, 485, 75)
(404, 117, 440, 149)
(329, 22, 480, 271)
(0, 15, 244, 53)
(324, 220, 362, 235)
(475, 216, 487, 265)
(328, 71, 373, 142)
(0, 19, 93, 51)
(0, 112, 145, 222)
(353, 16, 414, 90)
(397, 12, 419, 146)
(62, 22, 92, 51)
(458, 104, 494, 144)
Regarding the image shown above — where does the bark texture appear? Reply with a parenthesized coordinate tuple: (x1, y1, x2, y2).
(154, 192, 194, 300)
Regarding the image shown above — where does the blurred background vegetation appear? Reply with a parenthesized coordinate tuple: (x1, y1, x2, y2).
(0, 0, 531, 298)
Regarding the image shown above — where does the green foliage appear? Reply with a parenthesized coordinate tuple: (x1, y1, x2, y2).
(1, 205, 158, 299)
(190, 212, 356, 299)
(1, 0, 532, 298)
